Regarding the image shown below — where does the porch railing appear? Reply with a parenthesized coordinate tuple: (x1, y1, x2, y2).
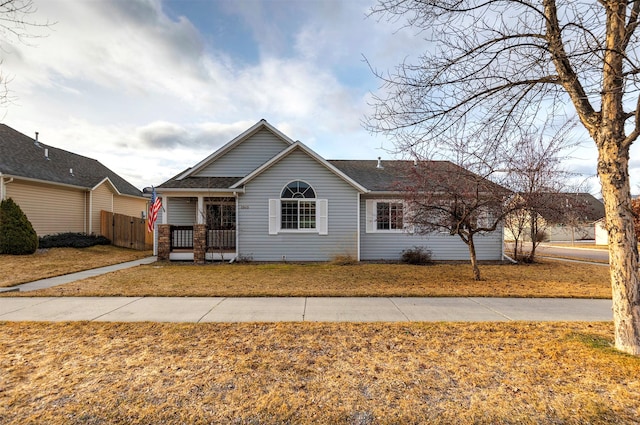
(170, 226, 194, 250)
(169, 226, 235, 251)
(207, 229, 236, 250)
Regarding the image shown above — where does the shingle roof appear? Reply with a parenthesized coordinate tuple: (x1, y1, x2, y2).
(328, 160, 413, 191)
(328, 159, 506, 193)
(536, 192, 605, 223)
(158, 158, 503, 193)
(158, 176, 243, 189)
(0, 124, 143, 197)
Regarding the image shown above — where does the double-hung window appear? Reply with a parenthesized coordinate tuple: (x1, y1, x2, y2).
(376, 201, 404, 230)
(269, 181, 328, 235)
(366, 199, 411, 233)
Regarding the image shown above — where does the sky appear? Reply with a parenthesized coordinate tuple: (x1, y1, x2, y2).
(0, 0, 634, 194)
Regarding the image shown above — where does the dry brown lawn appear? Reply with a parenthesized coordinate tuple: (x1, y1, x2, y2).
(1, 321, 638, 424)
(16, 260, 612, 298)
(0, 246, 152, 288)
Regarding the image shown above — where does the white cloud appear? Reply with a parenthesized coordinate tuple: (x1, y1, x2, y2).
(5, 0, 561, 192)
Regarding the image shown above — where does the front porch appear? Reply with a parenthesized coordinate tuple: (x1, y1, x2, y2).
(156, 195, 238, 263)
(158, 224, 237, 262)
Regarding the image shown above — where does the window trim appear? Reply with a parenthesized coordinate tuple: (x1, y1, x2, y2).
(269, 180, 328, 235)
(365, 199, 413, 234)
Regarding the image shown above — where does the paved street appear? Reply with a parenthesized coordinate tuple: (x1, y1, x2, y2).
(506, 242, 610, 264)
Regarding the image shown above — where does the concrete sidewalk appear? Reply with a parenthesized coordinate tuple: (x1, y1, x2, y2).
(0, 255, 613, 323)
(0, 296, 613, 323)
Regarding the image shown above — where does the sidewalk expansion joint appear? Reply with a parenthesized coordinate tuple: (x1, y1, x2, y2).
(466, 297, 513, 321)
(91, 297, 144, 321)
(302, 297, 308, 321)
(389, 298, 411, 321)
(197, 297, 226, 323)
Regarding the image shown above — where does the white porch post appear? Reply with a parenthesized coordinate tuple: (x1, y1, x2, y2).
(197, 196, 205, 225)
(161, 196, 168, 224)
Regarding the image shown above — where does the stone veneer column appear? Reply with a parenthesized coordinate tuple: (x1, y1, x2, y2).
(193, 224, 207, 264)
(157, 224, 171, 261)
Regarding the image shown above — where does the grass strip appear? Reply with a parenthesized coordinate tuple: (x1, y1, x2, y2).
(0, 246, 151, 288)
(11, 260, 612, 298)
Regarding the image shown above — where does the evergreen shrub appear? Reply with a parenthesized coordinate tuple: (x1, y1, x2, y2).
(0, 198, 38, 255)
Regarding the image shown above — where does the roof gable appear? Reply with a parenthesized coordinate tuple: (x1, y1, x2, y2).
(231, 142, 368, 193)
(0, 124, 143, 197)
(177, 119, 294, 180)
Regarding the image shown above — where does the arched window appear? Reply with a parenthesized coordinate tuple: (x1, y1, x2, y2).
(280, 181, 316, 229)
(281, 181, 316, 199)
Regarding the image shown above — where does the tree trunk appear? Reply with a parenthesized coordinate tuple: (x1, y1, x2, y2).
(527, 214, 538, 263)
(598, 144, 640, 355)
(594, 0, 640, 355)
(467, 234, 481, 281)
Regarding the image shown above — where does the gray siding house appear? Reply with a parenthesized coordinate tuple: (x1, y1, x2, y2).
(155, 120, 504, 262)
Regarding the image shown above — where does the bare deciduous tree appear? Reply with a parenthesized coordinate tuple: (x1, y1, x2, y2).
(368, 0, 640, 355)
(399, 157, 511, 281)
(504, 122, 578, 262)
(0, 0, 52, 108)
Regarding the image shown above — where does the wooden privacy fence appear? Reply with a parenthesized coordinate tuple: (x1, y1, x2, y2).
(101, 211, 153, 251)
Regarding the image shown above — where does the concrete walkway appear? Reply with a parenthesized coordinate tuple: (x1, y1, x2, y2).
(0, 296, 613, 323)
(0, 256, 157, 293)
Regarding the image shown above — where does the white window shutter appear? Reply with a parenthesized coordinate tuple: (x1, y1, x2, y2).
(365, 199, 375, 233)
(268, 199, 279, 235)
(317, 199, 328, 235)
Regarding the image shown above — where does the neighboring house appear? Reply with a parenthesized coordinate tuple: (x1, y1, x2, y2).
(505, 192, 605, 242)
(594, 218, 608, 245)
(155, 119, 504, 262)
(0, 124, 147, 236)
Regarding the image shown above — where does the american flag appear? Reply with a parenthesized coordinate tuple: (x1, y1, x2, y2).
(147, 187, 162, 233)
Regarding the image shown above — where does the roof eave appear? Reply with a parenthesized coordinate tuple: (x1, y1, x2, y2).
(0, 173, 92, 191)
(156, 187, 245, 194)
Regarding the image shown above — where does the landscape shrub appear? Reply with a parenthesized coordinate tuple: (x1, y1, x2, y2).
(401, 246, 433, 265)
(0, 198, 38, 255)
(38, 233, 111, 249)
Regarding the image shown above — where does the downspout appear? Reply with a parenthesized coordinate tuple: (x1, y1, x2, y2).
(84, 192, 87, 233)
(231, 190, 240, 263)
(357, 192, 361, 261)
(89, 190, 93, 234)
(0, 175, 14, 201)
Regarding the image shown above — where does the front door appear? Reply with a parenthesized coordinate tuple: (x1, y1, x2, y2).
(205, 197, 236, 250)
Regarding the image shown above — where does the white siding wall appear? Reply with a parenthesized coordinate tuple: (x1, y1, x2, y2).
(360, 196, 503, 261)
(195, 129, 290, 177)
(90, 183, 113, 234)
(113, 195, 148, 220)
(238, 150, 359, 261)
(6, 180, 86, 236)
(167, 197, 197, 225)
